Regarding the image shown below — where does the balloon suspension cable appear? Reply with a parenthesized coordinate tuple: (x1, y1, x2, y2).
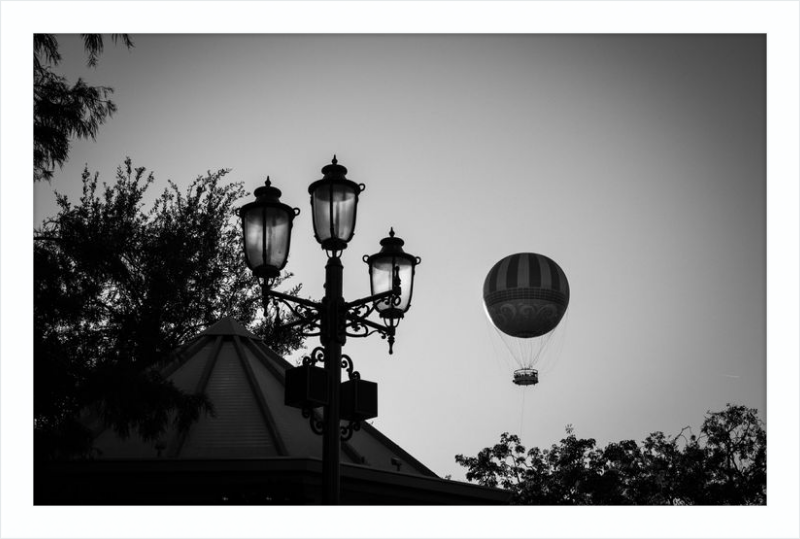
(485, 320, 514, 375)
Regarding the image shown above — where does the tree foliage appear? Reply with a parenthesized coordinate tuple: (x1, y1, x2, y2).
(34, 34, 133, 181)
(35, 159, 306, 460)
(455, 404, 765, 505)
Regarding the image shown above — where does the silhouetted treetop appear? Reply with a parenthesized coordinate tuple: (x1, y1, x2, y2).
(34, 34, 133, 181)
(455, 404, 765, 505)
(35, 158, 306, 460)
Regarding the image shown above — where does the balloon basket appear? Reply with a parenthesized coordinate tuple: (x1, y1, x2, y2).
(512, 368, 539, 386)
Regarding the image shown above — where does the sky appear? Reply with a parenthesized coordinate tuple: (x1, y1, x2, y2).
(33, 33, 768, 482)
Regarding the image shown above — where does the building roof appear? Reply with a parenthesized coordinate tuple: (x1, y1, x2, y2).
(89, 317, 437, 478)
(39, 317, 510, 504)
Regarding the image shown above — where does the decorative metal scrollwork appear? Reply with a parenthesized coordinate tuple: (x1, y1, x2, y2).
(272, 294, 314, 319)
(340, 420, 361, 441)
(349, 301, 378, 321)
(344, 308, 394, 342)
(301, 347, 326, 367)
(274, 298, 321, 336)
(341, 354, 360, 380)
(263, 284, 323, 337)
(344, 320, 381, 339)
(302, 408, 325, 435)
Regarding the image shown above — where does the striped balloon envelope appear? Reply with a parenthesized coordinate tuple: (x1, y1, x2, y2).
(483, 253, 570, 338)
(483, 253, 570, 385)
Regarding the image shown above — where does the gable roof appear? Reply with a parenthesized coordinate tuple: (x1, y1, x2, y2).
(90, 317, 437, 478)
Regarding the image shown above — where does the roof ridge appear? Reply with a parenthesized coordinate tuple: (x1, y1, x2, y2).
(198, 317, 261, 339)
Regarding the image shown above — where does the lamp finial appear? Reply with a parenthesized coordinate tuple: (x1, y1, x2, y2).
(389, 227, 395, 237)
(332, 155, 338, 165)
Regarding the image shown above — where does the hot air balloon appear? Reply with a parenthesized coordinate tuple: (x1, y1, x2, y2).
(483, 252, 570, 386)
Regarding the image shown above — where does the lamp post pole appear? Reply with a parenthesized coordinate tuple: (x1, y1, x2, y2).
(239, 156, 421, 505)
(321, 255, 343, 504)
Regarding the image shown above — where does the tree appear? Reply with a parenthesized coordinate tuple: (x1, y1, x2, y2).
(34, 159, 306, 460)
(455, 404, 765, 505)
(34, 34, 133, 181)
(693, 404, 767, 504)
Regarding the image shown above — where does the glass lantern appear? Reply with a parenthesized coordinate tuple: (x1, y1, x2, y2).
(307, 156, 364, 256)
(239, 178, 300, 283)
(363, 228, 421, 327)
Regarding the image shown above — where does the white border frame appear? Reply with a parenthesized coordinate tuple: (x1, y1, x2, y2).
(2, 2, 798, 538)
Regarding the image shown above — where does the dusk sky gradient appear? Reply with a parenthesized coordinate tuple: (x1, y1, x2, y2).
(33, 34, 767, 482)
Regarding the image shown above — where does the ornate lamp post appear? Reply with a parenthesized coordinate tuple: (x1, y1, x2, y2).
(240, 156, 420, 505)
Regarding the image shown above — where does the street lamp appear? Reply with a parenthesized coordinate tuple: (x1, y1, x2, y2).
(240, 156, 420, 505)
(238, 177, 300, 287)
(364, 228, 421, 328)
(308, 156, 364, 256)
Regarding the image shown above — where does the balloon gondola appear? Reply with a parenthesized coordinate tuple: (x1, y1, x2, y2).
(512, 368, 539, 386)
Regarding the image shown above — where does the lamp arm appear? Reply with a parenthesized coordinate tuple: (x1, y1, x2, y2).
(344, 311, 397, 354)
(344, 266, 402, 310)
(343, 288, 398, 311)
(264, 287, 323, 311)
(263, 284, 323, 336)
(345, 311, 395, 337)
(274, 312, 322, 336)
